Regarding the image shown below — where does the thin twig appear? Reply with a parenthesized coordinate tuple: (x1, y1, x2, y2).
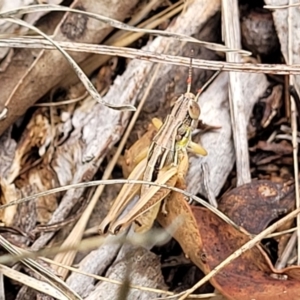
(266, 227, 296, 238)
(287, 0, 300, 265)
(0, 4, 249, 55)
(275, 231, 297, 269)
(265, 3, 300, 9)
(34, 92, 88, 107)
(0, 178, 244, 235)
(2, 38, 300, 74)
(0, 224, 178, 265)
(0, 272, 4, 300)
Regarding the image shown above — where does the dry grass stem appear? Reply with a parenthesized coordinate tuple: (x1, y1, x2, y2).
(0, 4, 248, 54)
(3, 38, 300, 74)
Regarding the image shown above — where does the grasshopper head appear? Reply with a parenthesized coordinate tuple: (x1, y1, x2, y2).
(188, 99, 201, 120)
(184, 92, 201, 121)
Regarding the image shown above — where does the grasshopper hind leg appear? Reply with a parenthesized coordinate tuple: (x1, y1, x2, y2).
(133, 202, 161, 233)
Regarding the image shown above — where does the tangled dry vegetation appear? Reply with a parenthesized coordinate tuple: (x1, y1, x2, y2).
(1, 0, 300, 299)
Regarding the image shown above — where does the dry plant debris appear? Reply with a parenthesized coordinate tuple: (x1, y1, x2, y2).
(0, 0, 300, 299)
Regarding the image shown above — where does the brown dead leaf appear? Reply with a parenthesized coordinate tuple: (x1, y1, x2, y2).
(218, 180, 295, 234)
(259, 84, 283, 129)
(248, 85, 283, 139)
(95, 57, 118, 96)
(158, 191, 300, 300)
(0, 107, 59, 226)
(0, 178, 21, 226)
(5, 108, 51, 184)
(252, 140, 293, 156)
(193, 206, 300, 300)
(28, 164, 58, 224)
(252, 153, 282, 166)
(277, 156, 294, 166)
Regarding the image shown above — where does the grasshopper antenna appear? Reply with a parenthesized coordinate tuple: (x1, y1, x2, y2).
(186, 50, 194, 93)
(195, 67, 224, 101)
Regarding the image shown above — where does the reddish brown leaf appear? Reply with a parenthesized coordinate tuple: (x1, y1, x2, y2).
(158, 187, 300, 300)
(218, 180, 295, 234)
(193, 206, 300, 300)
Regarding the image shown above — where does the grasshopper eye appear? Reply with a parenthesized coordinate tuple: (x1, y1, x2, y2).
(188, 101, 200, 120)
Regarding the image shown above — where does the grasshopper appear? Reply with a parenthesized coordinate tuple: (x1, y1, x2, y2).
(99, 61, 217, 235)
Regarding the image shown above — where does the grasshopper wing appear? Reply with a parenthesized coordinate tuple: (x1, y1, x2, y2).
(109, 166, 178, 234)
(98, 158, 147, 235)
